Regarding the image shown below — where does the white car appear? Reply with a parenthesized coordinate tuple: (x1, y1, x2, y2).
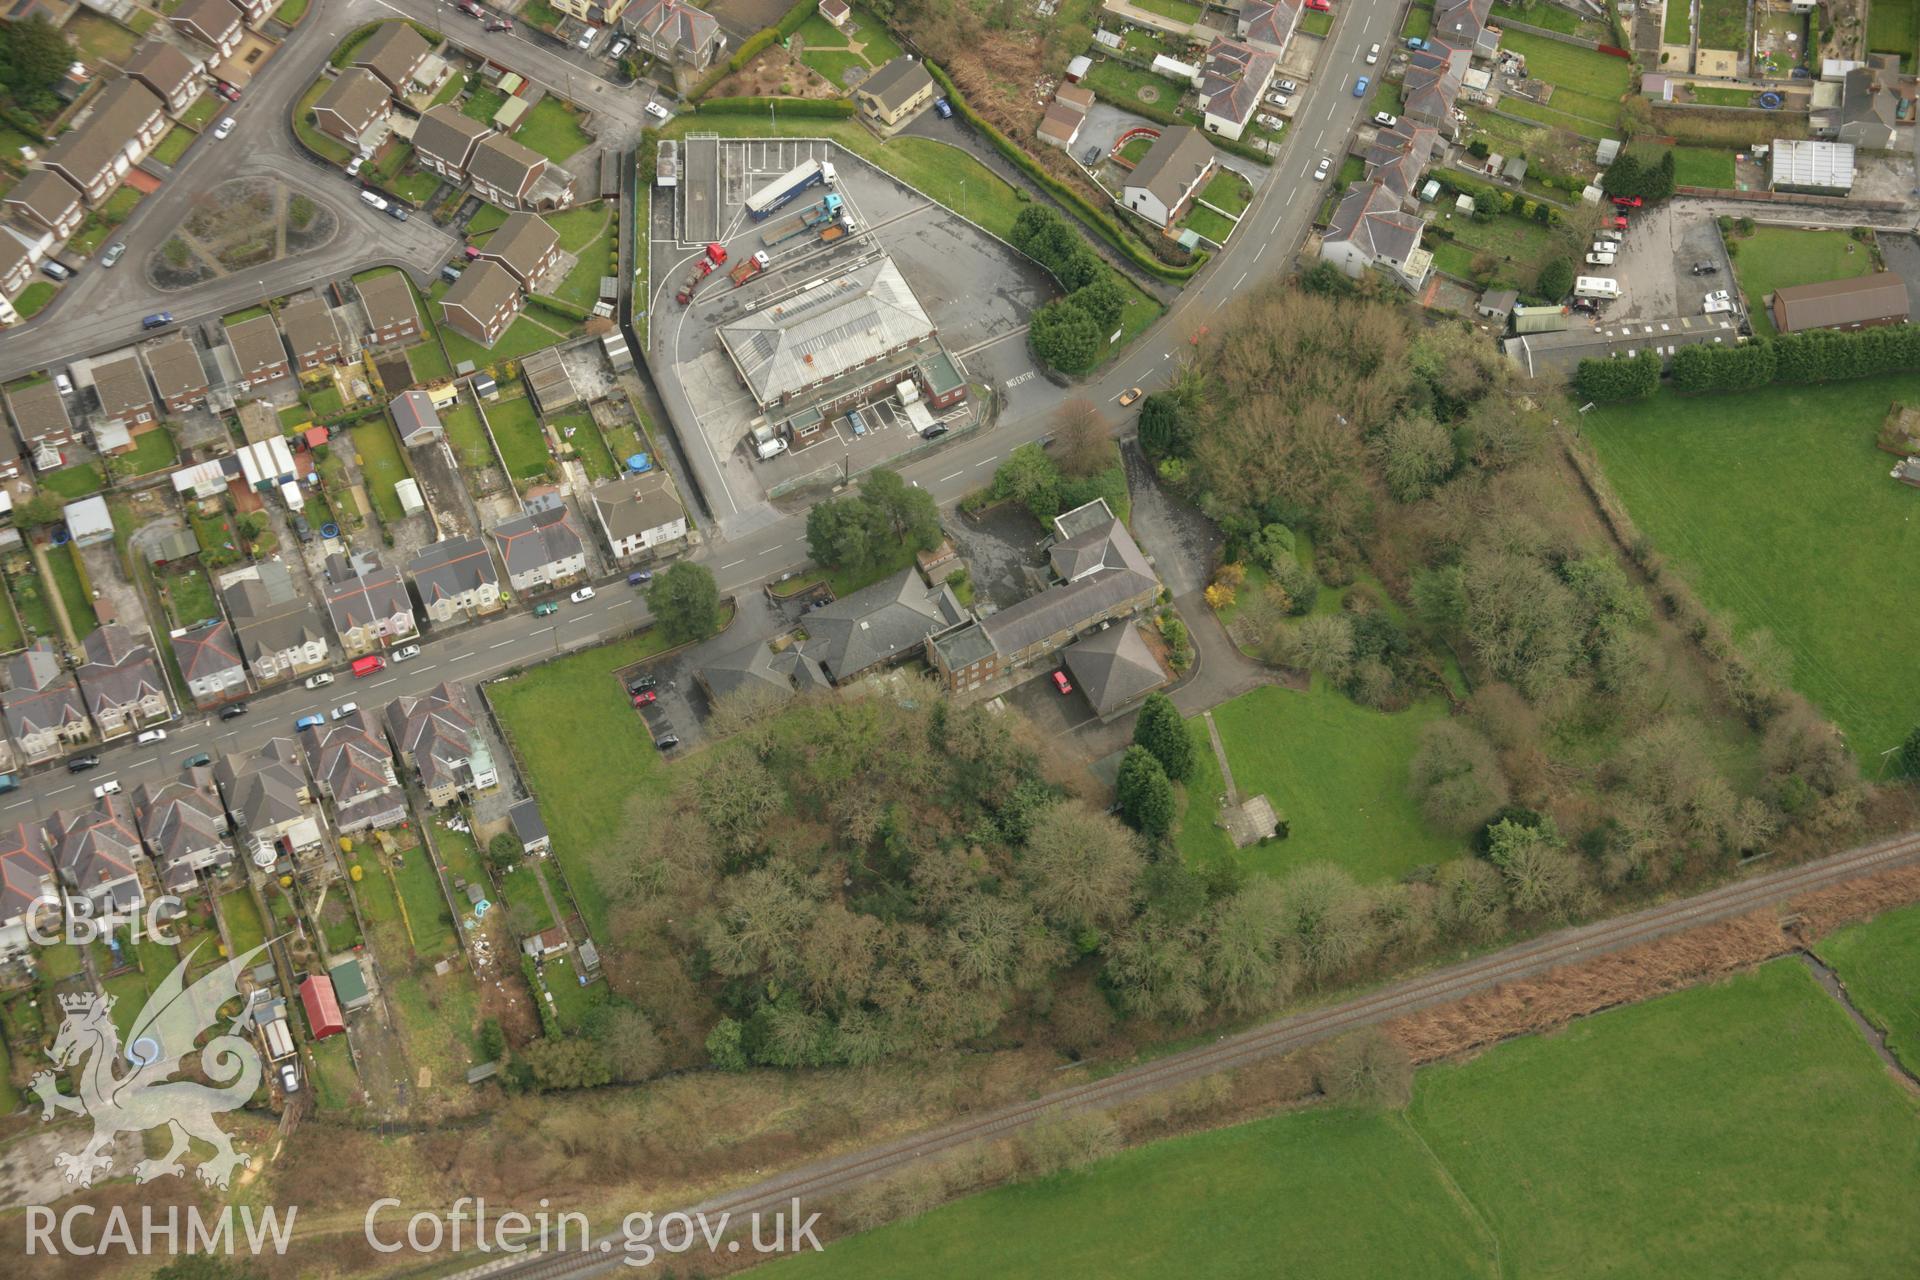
(1265, 92, 1290, 109)
(53, 372, 74, 395)
(645, 100, 671, 121)
(136, 728, 167, 745)
(574, 26, 598, 49)
(304, 672, 335, 689)
(331, 702, 358, 720)
(1590, 241, 1616, 254)
(1705, 289, 1732, 304)
(346, 155, 365, 178)
(570, 586, 597, 603)
(360, 190, 388, 211)
(1366, 43, 1381, 64)
(1373, 112, 1398, 128)
(93, 779, 122, 798)
(214, 116, 236, 140)
(1314, 155, 1332, 181)
(1599, 229, 1624, 244)
(1277, 79, 1299, 93)
(392, 644, 420, 662)
(279, 1062, 300, 1094)
(1585, 251, 1616, 266)
(1256, 112, 1284, 130)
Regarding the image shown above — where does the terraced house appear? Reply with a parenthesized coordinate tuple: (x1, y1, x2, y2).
(2, 642, 95, 764)
(144, 336, 211, 415)
(0, 827, 56, 960)
(225, 313, 291, 386)
(406, 537, 504, 625)
(1235, 0, 1301, 55)
(170, 620, 248, 709)
(76, 624, 171, 740)
(312, 69, 394, 153)
(357, 271, 423, 347)
(5, 170, 87, 241)
(49, 798, 145, 912)
(467, 134, 576, 211)
(169, 0, 245, 61)
(1402, 42, 1470, 136)
(321, 550, 417, 656)
(279, 295, 344, 371)
(411, 104, 495, 183)
(383, 682, 498, 808)
(301, 711, 406, 834)
(134, 777, 234, 893)
(124, 40, 204, 117)
(40, 78, 167, 204)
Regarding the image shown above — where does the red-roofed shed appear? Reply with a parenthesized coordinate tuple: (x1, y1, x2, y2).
(299, 974, 345, 1039)
(304, 426, 330, 448)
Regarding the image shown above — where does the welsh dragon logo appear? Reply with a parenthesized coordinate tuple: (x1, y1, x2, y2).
(32, 939, 272, 1189)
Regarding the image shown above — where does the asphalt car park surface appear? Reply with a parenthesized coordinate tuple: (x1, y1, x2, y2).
(1606, 203, 1737, 324)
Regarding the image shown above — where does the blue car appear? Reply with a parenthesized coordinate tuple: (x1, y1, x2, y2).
(1353, 76, 1370, 97)
(295, 714, 325, 731)
(934, 97, 953, 119)
(142, 311, 174, 330)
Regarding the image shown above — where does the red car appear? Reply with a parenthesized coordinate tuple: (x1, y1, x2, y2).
(1304, 0, 1330, 9)
(631, 689, 657, 707)
(458, 0, 485, 16)
(1610, 214, 1629, 230)
(214, 81, 241, 102)
(1610, 195, 1643, 208)
(1051, 671, 1072, 695)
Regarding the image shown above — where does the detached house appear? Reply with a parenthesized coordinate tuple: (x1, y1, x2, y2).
(280, 295, 344, 371)
(1195, 38, 1277, 142)
(312, 69, 393, 152)
(1236, 0, 1302, 55)
(591, 469, 687, 562)
(623, 0, 727, 80)
(135, 778, 234, 892)
(42, 78, 168, 204)
(124, 40, 204, 116)
(5, 170, 87, 241)
(491, 504, 586, 592)
(301, 711, 406, 834)
(357, 271, 422, 347)
(352, 21, 435, 95)
(77, 624, 170, 740)
(221, 562, 332, 683)
(1322, 181, 1434, 290)
(411, 104, 494, 182)
(477, 212, 561, 289)
(169, 0, 244, 60)
(215, 737, 323, 869)
(171, 620, 248, 709)
(468, 134, 575, 211)
(806, 568, 968, 686)
(5, 378, 78, 467)
(225, 313, 291, 386)
(1121, 126, 1218, 228)
(407, 537, 504, 625)
(383, 682, 498, 808)
(144, 336, 211, 415)
(49, 797, 144, 912)
(321, 550, 417, 656)
(3, 642, 93, 764)
(0, 826, 56, 960)
(440, 260, 522, 346)
(854, 56, 936, 132)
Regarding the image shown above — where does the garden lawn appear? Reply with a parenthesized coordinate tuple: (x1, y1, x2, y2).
(545, 204, 611, 252)
(180, 94, 220, 130)
(485, 394, 550, 480)
(1689, 85, 1754, 106)
(1695, 0, 1744, 46)
(349, 420, 413, 523)
(1201, 169, 1253, 215)
(405, 341, 451, 383)
(441, 401, 495, 471)
(1583, 376, 1920, 760)
(121, 426, 178, 476)
(1498, 31, 1628, 124)
(1129, 0, 1201, 20)
(1492, 0, 1601, 35)
(7, 573, 55, 640)
(1731, 226, 1874, 336)
(556, 412, 616, 478)
(151, 127, 194, 166)
(1659, 144, 1734, 188)
(848, 7, 904, 61)
(438, 314, 565, 370)
(13, 282, 57, 319)
(392, 847, 459, 962)
(1663, 0, 1692, 42)
(1180, 205, 1236, 244)
(296, 79, 353, 164)
(1402, 0, 1432, 35)
(489, 629, 681, 937)
(69, 12, 138, 64)
(42, 462, 106, 498)
(1815, 901, 1920, 1073)
(50, 545, 96, 633)
(805, 50, 867, 86)
(1178, 683, 1462, 882)
(162, 568, 217, 629)
(1084, 60, 1191, 113)
(219, 889, 266, 957)
(386, 969, 480, 1093)
(1410, 959, 1920, 1276)
(1870, 0, 1919, 58)
(0, 589, 23, 651)
(552, 211, 616, 308)
(463, 87, 508, 125)
(538, 947, 606, 1032)
(767, 1106, 1495, 1280)
(494, 863, 555, 936)
(514, 97, 592, 164)
(309, 1036, 359, 1111)
(1429, 208, 1557, 289)
(68, 186, 142, 256)
(275, 0, 310, 21)
(1302, 9, 1333, 35)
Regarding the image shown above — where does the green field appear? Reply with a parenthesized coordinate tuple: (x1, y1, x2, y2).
(1428, 208, 1559, 290)
(1178, 683, 1460, 882)
(1731, 226, 1875, 336)
(350, 419, 414, 523)
(1583, 376, 1920, 760)
(552, 210, 616, 309)
(1815, 901, 1920, 1073)
(1401, 3, 1431, 37)
(488, 630, 680, 938)
(484, 394, 550, 480)
(161, 567, 217, 629)
(768, 959, 1920, 1278)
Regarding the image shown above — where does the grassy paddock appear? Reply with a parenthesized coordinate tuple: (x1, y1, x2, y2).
(1583, 376, 1920, 759)
(1731, 226, 1874, 336)
(1814, 901, 1920, 1073)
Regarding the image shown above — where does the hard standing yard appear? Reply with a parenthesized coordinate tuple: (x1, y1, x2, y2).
(759, 958, 1920, 1278)
(1583, 376, 1920, 761)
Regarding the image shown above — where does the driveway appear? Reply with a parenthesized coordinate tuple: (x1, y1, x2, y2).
(1875, 232, 1920, 320)
(1121, 441, 1214, 599)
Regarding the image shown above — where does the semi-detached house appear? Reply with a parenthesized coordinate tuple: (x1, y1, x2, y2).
(477, 212, 561, 289)
(312, 69, 393, 152)
(280, 295, 343, 371)
(214, 737, 323, 869)
(5, 379, 78, 465)
(2, 641, 94, 764)
(5, 170, 87, 241)
(622, 0, 728, 76)
(124, 40, 204, 116)
(383, 682, 497, 808)
(41, 78, 168, 205)
(0, 826, 56, 959)
(322, 550, 417, 656)
(491, 504, 586, 592)
(352, 21, 435, 95)
(170, 0, 245, 58)
(48, 797, 144, 912)
(225, 313, 291, 386)
(144, 336, 211, 415)
(221, 562, 332, 684)
(90, 355, 158, 444)
(467, 134, 574, 211)
(590, 469, 687, 562)
(440, 260, 522, 346)
(302, 711, 406, 834)
(134, 778, 234, 893)
(356, 271, 422, 347)
(171, 620, 248, 709)
(411, 105, 495, 182)
(76, 624, 171, 740)
(1194, 38, 1276, 142)
(406, 537, 504, 625)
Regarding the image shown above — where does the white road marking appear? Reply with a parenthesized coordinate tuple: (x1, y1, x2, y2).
(369, 677, 396, 688)
(975, 457, 997, 468)
(939, 470, 963, 482)
(48, 786, 73, 796)
(450, 652, 476, 662)
(489, 639, 515, 650)
(1235, 271, 1248, 289)
(721, 558, 746, 569)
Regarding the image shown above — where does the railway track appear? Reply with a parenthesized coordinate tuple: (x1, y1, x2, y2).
(445, 827, 1920, 1279)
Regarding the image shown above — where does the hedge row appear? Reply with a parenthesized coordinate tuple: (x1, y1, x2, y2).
(696, 96, 855, 117)
(1576, 325, 1920, 403)
(923, 60, 1204, 282)
(530, 294, 595, 323)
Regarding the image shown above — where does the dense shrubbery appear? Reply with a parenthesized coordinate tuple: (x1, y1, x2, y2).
(696, 96, 854, 117)
(1011, 206, 1139, 375)
(1574, 351, 1661, 402)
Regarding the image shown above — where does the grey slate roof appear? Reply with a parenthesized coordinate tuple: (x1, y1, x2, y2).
(1063, 624, 1166, 718)
(383, 682, 479, 793)
(490, 505, 583, 578)
(172, 620, 241, 681)
(592, 469, 684, 542)
(353, 20, 431, 92)
(700, 633, 827, 703)
(215, 737, 308, 832)
(508, 797, 547, 846)
(480, 212, 557, 284)
(92, 355, 156, 423)
(806, 568, 966, 681)
(411, 103, 494, 172)
(407, 536, 498, 604)
(222, 562, 329, 662)
(49, 796, 142, 902)
(315, 68, 391, 134)
(469, 134, 547, 199)
(77, 624, 165, 716)
(0, 823, 54, 927)
(133, 779, 229, 891)
(144, 336, 209, 403)
(391, 390, 441, 444)
(322, 550, 409, 634)
(1327, 180, 1423, 264)
(357, 270, 422, 332)
(858, 55, 934, 114)
(43, 79, 163, 191)
(1126, 125, 1218, 213)
(2, 641, 87, 742)
(6, 169, 84, 231)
